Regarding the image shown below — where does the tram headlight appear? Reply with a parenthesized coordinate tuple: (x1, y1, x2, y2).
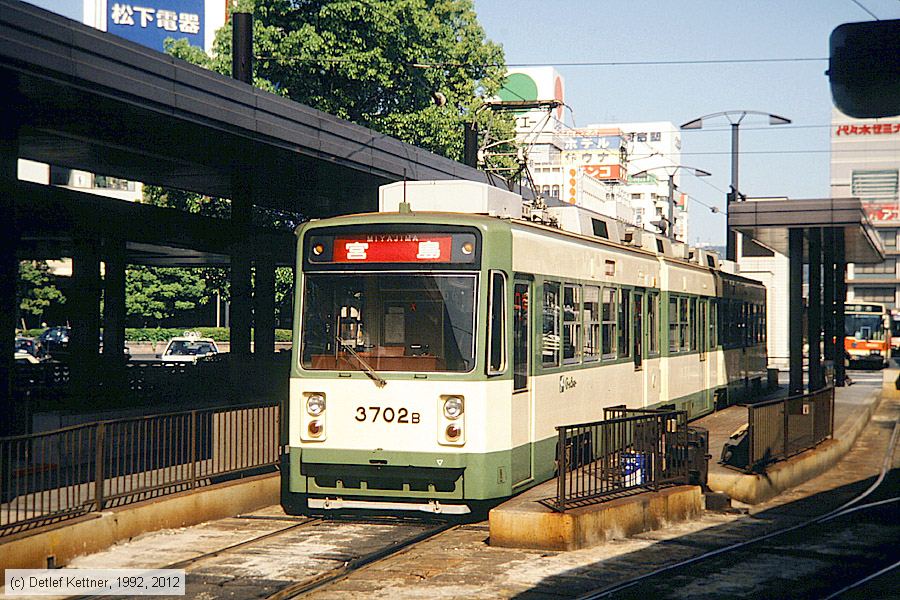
(461, 241, 474, 255)
(312, 243, 325, 256)
(308, 420, 323, 437)
(443, 396, 464, 419)
(306, 394, 326, 416)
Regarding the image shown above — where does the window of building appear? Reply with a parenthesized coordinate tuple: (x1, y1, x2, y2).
(551, 185, 560, 198)
(879, 229, 897, 249)
(631, 193, 643, 200)
(854, 286, 895, 304)
(855, 259, 896, 276)
(583, 286, 601, 361)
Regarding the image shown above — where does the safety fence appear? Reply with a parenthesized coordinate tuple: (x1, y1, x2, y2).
(546, 406, 706, 512)
(0, 401, 280, 537)
(745, 385, 834, 471)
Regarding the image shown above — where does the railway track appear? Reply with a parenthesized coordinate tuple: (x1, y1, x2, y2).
(264, 520, 457, 599)
(69, 514, 456, 600)
(576, 417, 900, 599)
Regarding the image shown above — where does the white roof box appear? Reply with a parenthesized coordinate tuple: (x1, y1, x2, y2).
(379, 180, 523, 219)
(547, 206, 623, 244)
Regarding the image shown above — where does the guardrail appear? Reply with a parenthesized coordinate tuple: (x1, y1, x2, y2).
(746, 385, 834, 470)
(0, 402, 279, 537)
(546, 406, 692, 512)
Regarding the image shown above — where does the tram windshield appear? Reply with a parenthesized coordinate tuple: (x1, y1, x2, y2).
(301, 273, 477, 372)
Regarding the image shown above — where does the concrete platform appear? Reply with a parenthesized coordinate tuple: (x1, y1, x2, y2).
(0, 472, 279, 577)
(489, 369, 887, 551)
(489, 484, 703, 551)
(703, 370, 886, 504)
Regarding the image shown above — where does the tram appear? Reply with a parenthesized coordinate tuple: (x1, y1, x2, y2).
(281, 180, 767, 516)
(844, 302, 891, 367)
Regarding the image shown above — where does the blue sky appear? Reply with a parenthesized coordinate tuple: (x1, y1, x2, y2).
(23, 0, 900, 245)
(473, 0, 900, 245)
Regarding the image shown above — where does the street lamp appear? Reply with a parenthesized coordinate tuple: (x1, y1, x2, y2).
(680, 110, 791, 261)
(633, 166, 711, 240)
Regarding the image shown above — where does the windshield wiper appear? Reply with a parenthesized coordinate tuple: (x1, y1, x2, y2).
(334, 335, 386, 388)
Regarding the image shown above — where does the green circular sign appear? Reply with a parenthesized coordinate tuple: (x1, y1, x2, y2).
(498, 73, 538, 102)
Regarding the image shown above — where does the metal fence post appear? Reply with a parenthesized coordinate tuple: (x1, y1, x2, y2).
(556, 427, 566, 510)
(189, 410, 197, 489)
(94, 422, 105, 511)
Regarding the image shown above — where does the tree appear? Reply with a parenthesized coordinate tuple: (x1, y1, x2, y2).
(17, 261, 65, 329)
(125, 266, 210, 326)
(167, 0, 510, 162)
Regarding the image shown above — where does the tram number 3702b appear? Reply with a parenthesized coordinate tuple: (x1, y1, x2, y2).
(355, 406, 421, 424)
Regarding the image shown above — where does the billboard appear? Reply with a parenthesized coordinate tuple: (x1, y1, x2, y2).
(108, 0, 205, 51)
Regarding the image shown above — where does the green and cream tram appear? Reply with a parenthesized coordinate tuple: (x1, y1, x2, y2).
(282, 180, 767, 516)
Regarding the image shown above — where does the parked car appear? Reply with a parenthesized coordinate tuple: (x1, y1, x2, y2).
(37, 326, 69, 358)
(159, 332, 220, 364)
(14, 337, 41, 364)
(15, 336, 40, 358)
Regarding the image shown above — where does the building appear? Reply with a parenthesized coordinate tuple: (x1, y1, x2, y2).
(831, 107, 900, 309)
(496, 68, 687, 240)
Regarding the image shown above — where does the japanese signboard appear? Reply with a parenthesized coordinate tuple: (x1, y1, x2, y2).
(583, 164, 624, 181)
(835, 123, 900, 136)
(862, 202, 900, 224)
(108, 0, 205, 51)
(332, 236, 454, 263)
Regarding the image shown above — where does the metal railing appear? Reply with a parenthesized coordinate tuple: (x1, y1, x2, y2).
(0, 401, 280, 537)
(746, 385, 834, 470)
(546, 406, 690, 512)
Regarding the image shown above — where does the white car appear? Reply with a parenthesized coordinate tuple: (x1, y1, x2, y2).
(159, 332, 220, 364)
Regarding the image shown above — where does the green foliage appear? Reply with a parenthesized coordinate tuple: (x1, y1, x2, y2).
(122, 327, 293, 342)
(170, 0, 509, 162)
(125, 266, 210, 326)
(16, 261, 65, 329)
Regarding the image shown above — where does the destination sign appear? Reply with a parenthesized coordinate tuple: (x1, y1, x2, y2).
(331, 235, 454, 263)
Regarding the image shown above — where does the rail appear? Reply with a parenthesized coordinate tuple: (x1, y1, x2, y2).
(0, 401, 280, 537)
(746, 385, 834, 471)
(546, 406, 692, 512)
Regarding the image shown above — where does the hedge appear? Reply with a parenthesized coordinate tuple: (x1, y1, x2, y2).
(18, 327, 292, 343)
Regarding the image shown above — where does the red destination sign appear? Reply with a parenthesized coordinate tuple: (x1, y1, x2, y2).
(332, 235, 453, 263)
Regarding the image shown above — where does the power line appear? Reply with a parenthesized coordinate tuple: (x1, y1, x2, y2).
(256, 55, 828, 68)
(850, 0, 880, 19)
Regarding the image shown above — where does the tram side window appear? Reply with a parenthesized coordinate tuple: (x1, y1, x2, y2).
(689, 297, 698, 351)
(513, 283, 529, 391)
(563, 284, 582, 364)
(543, 282, 561, 367)
(709, 299, 717, 350)
(648, 292, 659, 355)
(679, 297, 690, 352)
(619, 289, 631, 358)
(602, 287, 618, 359)
(669, 296, 679, 352)
(583, 285, 601, 361)
(488, 271, 507, 375)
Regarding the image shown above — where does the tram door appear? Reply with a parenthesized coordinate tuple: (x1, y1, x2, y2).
(510, 279, 533, 485)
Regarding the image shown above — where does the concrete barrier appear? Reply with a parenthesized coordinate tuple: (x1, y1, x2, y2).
(707, 370, 890, 504)
(489, 485, 703, 551)
(0, 473, 279, 578)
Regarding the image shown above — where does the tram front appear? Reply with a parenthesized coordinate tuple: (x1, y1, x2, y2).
(282, 215, 514, 516)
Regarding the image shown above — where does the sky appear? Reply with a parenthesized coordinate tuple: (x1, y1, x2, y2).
(472, 0, 900, 246)
(21, 0, 900, 246)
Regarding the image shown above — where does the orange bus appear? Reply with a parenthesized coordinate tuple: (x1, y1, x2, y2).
(845, 303, 891, 368)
